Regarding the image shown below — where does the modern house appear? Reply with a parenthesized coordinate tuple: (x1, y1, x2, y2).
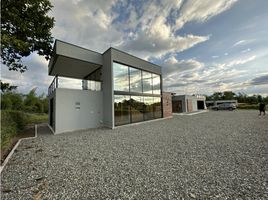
(48, 40, 172, 134)
(172, 95, 206, 113)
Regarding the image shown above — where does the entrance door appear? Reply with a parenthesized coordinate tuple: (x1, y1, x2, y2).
(197, 101, 205, 109)
(172, 100, 182, 113)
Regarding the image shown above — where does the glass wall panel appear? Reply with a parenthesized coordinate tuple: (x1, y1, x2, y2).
(88, 80, 101, 91)
(153, 97, 162, 119)
(58, 77, 82, 90)
(144, 96, 154, 120)
(130, 96, 144, 123)
(113, 62, 129, 92)
(142, 71, 152, 94)
(114, 95, 130, 126)
(113, 62, 162, 126)
(129, 67, 142, 93)
(152, 74, 161, 94)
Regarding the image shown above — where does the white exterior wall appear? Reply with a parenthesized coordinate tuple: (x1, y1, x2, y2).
(191, 99, 197, 112)
(54, 88, 103, 134)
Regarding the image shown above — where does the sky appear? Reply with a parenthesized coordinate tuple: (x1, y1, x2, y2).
(1, 0, 268, 96)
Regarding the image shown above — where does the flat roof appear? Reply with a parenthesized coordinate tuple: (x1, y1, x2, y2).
(48, 40, 163, 78)
(48, 40, 103, 79)
(173, 95, 206, 100)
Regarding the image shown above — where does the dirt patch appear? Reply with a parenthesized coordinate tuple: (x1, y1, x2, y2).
(1, 125, 35, 165)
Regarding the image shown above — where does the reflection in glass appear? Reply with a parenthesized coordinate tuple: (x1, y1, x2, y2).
(142, 71, 152, 94)
(144, 96, 154, 120)
(113, 62, 162, 126)
(88, 80, 101, 91)
(130, 96, 144, 123)
(114, 95, 130, 126)
(153, 97, 162, 118)
(130, 67, 142, 93)
(58, 77, 82, 90)
(152, 74, 161, 94)
(113, 62, 129, 92)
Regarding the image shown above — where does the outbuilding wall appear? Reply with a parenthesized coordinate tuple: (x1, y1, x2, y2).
(162, 92, 173, 118)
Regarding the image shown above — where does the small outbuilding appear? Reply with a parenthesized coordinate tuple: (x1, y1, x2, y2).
(172, 95, 206, 113)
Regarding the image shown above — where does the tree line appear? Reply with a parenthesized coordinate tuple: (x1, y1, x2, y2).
(1, 82, 48, 114)
(205, 91, 268, 104)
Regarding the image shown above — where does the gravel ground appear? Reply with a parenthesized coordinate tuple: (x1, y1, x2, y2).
(1, 110, 268, 199)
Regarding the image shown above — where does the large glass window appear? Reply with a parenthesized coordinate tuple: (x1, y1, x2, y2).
(142, 71, 152, 94)
(113, 62, 162, 126)
(113, 62, 129, 92)
(153, 97, 162, 119)
(152, 74, 161, 94)
(130, 96, 144, 123)
(129, 67, 142, 93)
(144, 96, 154, 120)
(114, 95, 130, 126)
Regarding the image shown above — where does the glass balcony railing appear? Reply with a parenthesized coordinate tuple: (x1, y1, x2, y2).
(48, 76, 102, 96)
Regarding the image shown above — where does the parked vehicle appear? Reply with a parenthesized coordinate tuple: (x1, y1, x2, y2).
(212, 103, 236, 111)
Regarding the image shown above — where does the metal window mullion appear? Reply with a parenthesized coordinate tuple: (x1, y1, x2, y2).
(128, 67, 132, 123)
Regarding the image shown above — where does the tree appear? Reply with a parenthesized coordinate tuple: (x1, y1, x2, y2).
(211, 92, 223, 100)
(222, 91, 236, 100)
(1, 81, 18, 92)
(247, 95, 258, 104)
(236, 92, 247, 103)
(1, 92, 24, 110)
(1, 0, 54, 72)
(257, 95, 263, 103)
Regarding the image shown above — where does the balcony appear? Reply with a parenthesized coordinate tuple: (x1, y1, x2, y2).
(48, 76, 102, 96)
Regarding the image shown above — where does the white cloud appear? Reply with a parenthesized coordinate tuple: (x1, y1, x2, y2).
(224, 55, 256, 68)
(1, 53, 53, 95)
(174, 0, 238, 30)
(163, 55, 258, 94)
(163, 56, 204, 76)
(119, 33, 209, 59)
(3, 0, 241, 95)
(232, 39, 255, 47)
(233, 40, 246, 47)
(50, 0, 122, 52)
(241, 48, 251, 53)
(212, 55, 220, 58)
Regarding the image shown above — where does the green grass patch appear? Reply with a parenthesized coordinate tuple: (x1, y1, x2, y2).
(237, 104, 258, 110)
(27, 113, 48, 124)
(1, 110, 48, 150)
(1, 111, 18, 148)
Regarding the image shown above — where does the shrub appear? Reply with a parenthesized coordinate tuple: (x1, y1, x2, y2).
(237, 104, 258, 110)
(1, 95, 12, 110)
(1, 92, 24, 110)
(1, 111, 18, 148)
(5, 110, 28, 130)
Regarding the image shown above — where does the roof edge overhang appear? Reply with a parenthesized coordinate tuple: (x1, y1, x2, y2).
(48, 40, 103, 79)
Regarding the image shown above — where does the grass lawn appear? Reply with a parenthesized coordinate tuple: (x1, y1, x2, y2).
(1, 111, 48, 163)
(27, 113, 49, 125)
(237, 103, 259, 110)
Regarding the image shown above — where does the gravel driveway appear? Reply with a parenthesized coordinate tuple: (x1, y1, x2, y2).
(1, 110, 268, 199)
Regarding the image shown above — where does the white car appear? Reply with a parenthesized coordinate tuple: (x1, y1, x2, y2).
(212, 103, 236, 111)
